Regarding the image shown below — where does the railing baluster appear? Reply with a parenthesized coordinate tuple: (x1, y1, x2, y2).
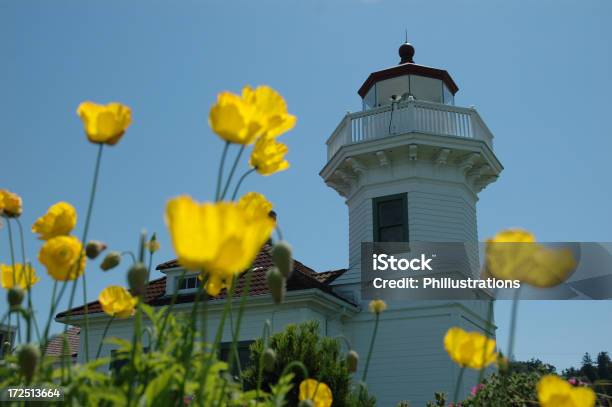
(326, 101, 493, 158)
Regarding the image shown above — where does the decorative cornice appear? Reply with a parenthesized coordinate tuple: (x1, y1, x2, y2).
(408, 144, 418, 161)
(435, 148, 451, 166)
(325, 179, 350, 197)
(376, 150, 390, 167)
(459, 153, 480, 173)
(345, 157, 367, 175)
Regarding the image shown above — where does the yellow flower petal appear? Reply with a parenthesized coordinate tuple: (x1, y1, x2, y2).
(1, 264, 39, 290)
(238, 192, 273, 218)
(209, 85, 295, 145)
(485, 228, 576, 288)
(38, 236, 86, 281)
(77, 101, 132, 145)
(444, 327, 497, 369)
(165, 196, 275, 295)
(249, 137, 290, 176)
(538, 374, 596, 407)
(99, 286, 137, 318)
(32, 201, 77, 240)
(298, 379, 333, 407)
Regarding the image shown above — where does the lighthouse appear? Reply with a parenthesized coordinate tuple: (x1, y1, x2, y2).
(320, 43, 503, 405)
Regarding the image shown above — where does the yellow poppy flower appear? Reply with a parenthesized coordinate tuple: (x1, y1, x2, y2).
(537, 375, 595, 407)
(38, 236, 86, 281)
(237, 192, 273, 218)
(77, 101, 132, 145)
(0, 189, 23, 218)
(249, 136, 290, 176)
(1, 264, 39, 290)
(165, 195, 275, 296)
(298, 379, 333, 407)
(208, 85, 296, 145)
(31, 202, 77, 240)
(443, 327, 497, 369)
(485, 229, 576, 288)
(368, 299, 387, 314)
(99, 286, 137, 318)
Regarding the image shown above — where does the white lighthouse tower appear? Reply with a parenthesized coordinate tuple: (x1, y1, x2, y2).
(320, 43, 503, 405)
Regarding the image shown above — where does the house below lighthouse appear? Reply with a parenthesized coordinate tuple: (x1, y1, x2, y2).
(57, 43, 503, 406)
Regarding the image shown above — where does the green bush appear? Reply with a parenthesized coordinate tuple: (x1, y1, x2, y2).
(459, 371, 540, 407)
(242, 321, 351, 407)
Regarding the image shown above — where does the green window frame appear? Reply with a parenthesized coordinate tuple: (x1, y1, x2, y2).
(372, 193, 409, 242)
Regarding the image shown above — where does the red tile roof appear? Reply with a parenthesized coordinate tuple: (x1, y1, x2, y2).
(45, 326, 80, 357)
(57, 244, 348, 319)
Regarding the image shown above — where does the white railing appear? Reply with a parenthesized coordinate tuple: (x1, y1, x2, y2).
(326, 100, 494, 160)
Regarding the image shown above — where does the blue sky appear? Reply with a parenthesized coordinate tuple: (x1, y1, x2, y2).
(1, 0, 611, 370)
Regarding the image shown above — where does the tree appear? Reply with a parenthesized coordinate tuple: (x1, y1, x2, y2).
(580, 352, 598, 382)
(596, 351, 611, 381)
(509, 358, 556, 375)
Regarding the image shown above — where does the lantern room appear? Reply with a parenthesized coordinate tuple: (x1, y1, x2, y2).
(358, 43, 458, 110)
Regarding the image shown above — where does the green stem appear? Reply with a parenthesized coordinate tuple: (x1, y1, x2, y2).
(15, 218, 34, 343)
(121, 251, 137, 264)
(145, 251, 154, 294)
(200, 280, 237, 403)
(361, 313, 380, 383)
(279, 360, 309, 381)
(95, 316, 115, 359)
(334, 335, 353, 351)
(230, 168, 256, 200)
(41, 280, 59, 356)
(215, 142, 230, 201)
(256, 320, 273, 400)
(83, 143, 104, 356)
(477, 298, 495, 385)
(155, 269, 187, 350)
(5, 218, 20, 345)
(453, 366, 466, 403)
(507, 287, 521, 361)
(178, 286, 203, 404)
(220, 145, 245, 200)
(30, 310, 41, 342)
(275, 224, 284, 242)
(70, 143, 104, 363)
(228, 269, 253, 378)
(127, 303, 143, 407)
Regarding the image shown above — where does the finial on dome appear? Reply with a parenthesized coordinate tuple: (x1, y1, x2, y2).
(399, 42, 415, 64)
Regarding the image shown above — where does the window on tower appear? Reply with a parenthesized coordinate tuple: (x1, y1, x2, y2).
(373, 193, 408, 242)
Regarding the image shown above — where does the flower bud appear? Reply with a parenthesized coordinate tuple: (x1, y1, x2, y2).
(17, 343, 40, 382)
(266, 267, 285, 305)
(298, 400, 314, 407)
(100, 251, 121, 271)
(146, 233, 160, 254)
(127, 262, 148, 297)
(346, 350, 359, 373)
(263, 348, 277, 372)
(271, 241, 293, 278)
(86, 240, 107, 259)
(368, 299, 387, 315)
(7, 288, 25, 311)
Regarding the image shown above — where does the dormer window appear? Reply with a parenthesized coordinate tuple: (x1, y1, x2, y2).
(177, 275, 201, 291)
